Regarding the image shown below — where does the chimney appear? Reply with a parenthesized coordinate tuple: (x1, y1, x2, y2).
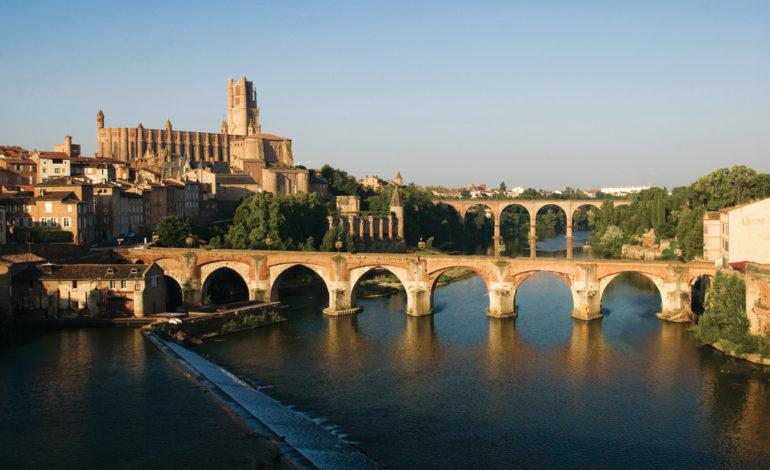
(64, 136, 72, 157)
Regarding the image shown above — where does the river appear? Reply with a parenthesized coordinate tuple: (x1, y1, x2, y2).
(2, 240, 769, 469)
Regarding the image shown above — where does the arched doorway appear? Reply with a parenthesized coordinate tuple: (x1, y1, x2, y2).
(201, 267, 249, 306)
(164, 276, 183, 312)
(690, 275, 712, 316)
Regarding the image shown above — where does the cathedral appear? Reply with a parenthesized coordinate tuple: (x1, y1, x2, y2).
(95, 77, 311, 194)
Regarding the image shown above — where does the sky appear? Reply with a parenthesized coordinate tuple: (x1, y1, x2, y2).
(1, 0, 768, 190)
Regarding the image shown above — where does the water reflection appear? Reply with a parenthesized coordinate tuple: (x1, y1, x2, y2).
(399, 315, 441, 368)
(559, 320, 613, 383)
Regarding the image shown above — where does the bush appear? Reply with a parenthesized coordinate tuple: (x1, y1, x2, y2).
(693, 271, 770, 357)
(31, 229, 73, 243)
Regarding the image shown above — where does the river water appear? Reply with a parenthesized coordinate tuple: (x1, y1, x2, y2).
(2, 240, 769, 469)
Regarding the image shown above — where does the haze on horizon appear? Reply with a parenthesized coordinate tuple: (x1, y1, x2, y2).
(1, 0, 768, 191)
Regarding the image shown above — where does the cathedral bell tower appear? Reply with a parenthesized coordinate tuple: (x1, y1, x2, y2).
(227, 76, 260, 136)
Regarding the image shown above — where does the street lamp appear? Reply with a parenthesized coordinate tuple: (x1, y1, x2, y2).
(497, 242, 505, 256)
(335, 235, 343, 253)
(418, 236, 426, 251)
(265, 236, 273, 252)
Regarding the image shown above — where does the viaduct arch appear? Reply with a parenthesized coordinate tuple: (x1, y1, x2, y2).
(125, 248, 714, 324)
(434, 199, 632, 257)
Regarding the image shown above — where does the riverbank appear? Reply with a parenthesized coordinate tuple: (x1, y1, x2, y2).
(144, 331, 382, 469)
(711, 342, 770, 366)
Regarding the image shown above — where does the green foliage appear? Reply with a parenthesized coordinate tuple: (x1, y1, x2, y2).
(320, 164, 370, 197)
(320, 225, 356, 252)
(599, 225, 625, 258)
(31, 229, 73, 243)
(586, 166, 769, 259)
(691, 165, 758, 210)
(694, 271, 770, 357)
(157, 215, 192, 247)
(675, 205, 705, 261)
(221, 192, 327, 250)
(221, 310, 283, 335)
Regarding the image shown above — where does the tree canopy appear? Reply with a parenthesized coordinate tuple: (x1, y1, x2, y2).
(212, 192, 328, 251)
(156, 215, 192, 247)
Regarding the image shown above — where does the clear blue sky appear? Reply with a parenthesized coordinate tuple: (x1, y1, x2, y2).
(1, 0, 768, 190)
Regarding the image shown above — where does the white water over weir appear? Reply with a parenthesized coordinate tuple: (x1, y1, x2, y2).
(143, 332, 380, 470)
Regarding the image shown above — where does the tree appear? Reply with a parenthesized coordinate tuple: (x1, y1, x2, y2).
(320, 225, 356, 252)
(156, 216, 192, 247)
(499, 181, 507, 191)
(220, 192, 327, 250)
(320, 164, 368, 197)
(599, 225, 624, 258)
(675, 205, 705, 261)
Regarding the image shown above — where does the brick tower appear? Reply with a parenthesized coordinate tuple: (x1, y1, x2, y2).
(227, 77, 260, 136)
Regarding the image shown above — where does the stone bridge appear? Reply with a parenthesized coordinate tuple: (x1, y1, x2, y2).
(125, 248, 715, 322)
(433, 199, 632, 256)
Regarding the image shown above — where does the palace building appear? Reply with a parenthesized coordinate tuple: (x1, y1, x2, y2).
(95, 77, 311, 194)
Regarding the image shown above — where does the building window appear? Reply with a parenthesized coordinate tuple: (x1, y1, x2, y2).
(72, 280, 77, 289)
(151, 276, 158, 288)
(120, 280, 127, 289)
(68, 205, 72, 213)
(45, 202, 52, 213)
(63, 217, 70, 227)
(109, 280, 115, 289)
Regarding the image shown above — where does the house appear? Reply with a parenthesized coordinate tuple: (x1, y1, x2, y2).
(13, 262, 166, 318)
(703, 198, 770, 265)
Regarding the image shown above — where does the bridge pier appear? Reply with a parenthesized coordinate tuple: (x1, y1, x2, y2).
(656, 281, 694, 323)
(570, 280, 602, 321)
(322, 281, 362, 316)
(487, 281, 516, 318)
(405, 282, 433, 316)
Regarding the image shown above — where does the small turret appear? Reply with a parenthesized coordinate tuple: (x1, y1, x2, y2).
(389, 187, 405, 240)
(137, 122, 143, 130)
(97, 108, 104, 129)
(165, 119, 172, 131)
(395, 171, 403, 186)
(221, 119, 228, 134)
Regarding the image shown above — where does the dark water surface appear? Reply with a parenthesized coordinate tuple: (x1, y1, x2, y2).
(2, 267, 769, 469)
(198, 272, 770, 469)
(0, 328, 280, 469)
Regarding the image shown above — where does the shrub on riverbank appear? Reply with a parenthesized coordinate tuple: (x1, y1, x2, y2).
(693, 271, 770, 358)
(220, 310, 283, 335)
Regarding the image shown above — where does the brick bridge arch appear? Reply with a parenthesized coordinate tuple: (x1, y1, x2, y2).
(434, 199, 631, 257)
(122, 248, 713, 322)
